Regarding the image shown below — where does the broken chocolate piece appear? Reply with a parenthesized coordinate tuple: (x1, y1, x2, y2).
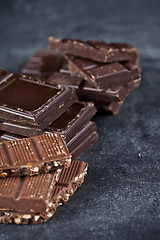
(48, 37, 139, 64)
(21, 50, 66, 79)
(0, 121, 98, 161)
(0, 160, 88, 224)
(0, 133, 71, 177)
(66, 55, 141, 90)
(0, 69, 77, 129)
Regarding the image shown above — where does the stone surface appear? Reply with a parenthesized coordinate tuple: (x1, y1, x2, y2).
(0, 0, 160, 239)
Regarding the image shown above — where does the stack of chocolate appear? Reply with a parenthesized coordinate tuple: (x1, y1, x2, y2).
(0, 69, 98, 158)
(21, 37, 141, 114)
(0, 132, 88, 224)
(0, 37, 141, 225)
(0, 68, 97, 224)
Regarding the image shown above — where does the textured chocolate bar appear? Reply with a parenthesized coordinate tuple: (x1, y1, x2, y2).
(0, 160, 88, 224)
(66, 55, 141, 90)
(0, 69, 77, 129)
(0, 102, 97, 142)
(0, 133, 71, 177)
(21, 50, 66, 79)
(0, 122, 98, 161)
(48, 37, 139, 64)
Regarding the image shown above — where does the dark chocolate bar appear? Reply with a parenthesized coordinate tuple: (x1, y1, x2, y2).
(66, 55, 141, 90)
(21, 50, 66, 79)
(48, 37, 139, 64)
(0, 160, 88, 224)
(47, 72, 140, 105)
(0, 69, 77, 129)
(0, 102, 96, 142)
(0, 133, 71, 177)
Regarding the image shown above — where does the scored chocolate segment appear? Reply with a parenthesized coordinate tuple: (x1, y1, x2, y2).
(66, 55, 141, 90)
(0, 102, 97, 142)
(0, 133, 71, 177)
(0, 69, 77, 129)
(0, 160, 88, 224)
(0, 171, 60, 213)
(21, 50, 66, 79)
(48, 37, 138, 64)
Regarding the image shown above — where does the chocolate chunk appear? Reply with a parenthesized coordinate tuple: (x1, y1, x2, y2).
(0, 102, 96, 142)
(21, 50, 66, 79)
(66, 55, 141, 90)
(47, 71, 140, 106)
(48, 37, 139, 64)
(0, 160, 88, 224)
(0, 69, 77, 129)
(0, 133, 71, 177)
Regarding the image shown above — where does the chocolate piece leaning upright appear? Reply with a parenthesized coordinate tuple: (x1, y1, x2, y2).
(0, 160, 88, 224)
(0, 133, 71, 177)
(0, 69, 77, 129)
(21, 50, 66, 79)
(48, 37, 139, 64)
(66, 55, 141, 90)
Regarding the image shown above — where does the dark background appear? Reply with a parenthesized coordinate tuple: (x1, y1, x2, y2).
(0, 0, 160, 239)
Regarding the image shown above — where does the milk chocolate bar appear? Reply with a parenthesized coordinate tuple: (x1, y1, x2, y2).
(0, 102, 96, 142)
(0, 160, 88, 224)
(66, 55, 141, 90)
(48, 37, 139, 64)
(0, 69, 77, 129)
(0, 133, 71, 177)
(21, 50, 66, 79)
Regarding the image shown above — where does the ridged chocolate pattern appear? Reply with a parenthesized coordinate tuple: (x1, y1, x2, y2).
(0, 160, 87, 213)
(0, 172, 58, 213)
(51, 160, 88, 197)
(0, 174, 53, 199)
(0, 133, 70, 169)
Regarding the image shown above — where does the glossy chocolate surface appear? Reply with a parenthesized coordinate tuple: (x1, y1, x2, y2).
(0, 69, 77, 129)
